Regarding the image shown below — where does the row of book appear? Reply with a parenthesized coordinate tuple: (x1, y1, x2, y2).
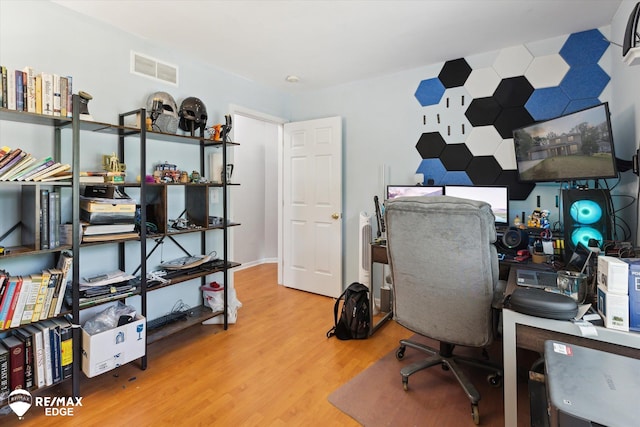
(0, 146, 71, 182)
(0, 252, 72, 331)
(0, 316, 73, 402)
(0, 66, 73, 117)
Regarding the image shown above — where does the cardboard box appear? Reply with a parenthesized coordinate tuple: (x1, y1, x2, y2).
(81, 313, 146, 378)
(597, 284, 629, 331)
(597, 256, 629, 295)
(622, 258, 640, 332)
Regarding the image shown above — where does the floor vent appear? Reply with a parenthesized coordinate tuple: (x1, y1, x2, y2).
(131, 51, 178, 85)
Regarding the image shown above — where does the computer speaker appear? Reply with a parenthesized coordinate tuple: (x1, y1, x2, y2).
(497, 227, 529, 254)
(562, 189, 611, 257)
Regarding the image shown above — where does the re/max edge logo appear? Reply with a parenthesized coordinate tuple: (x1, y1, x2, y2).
(8, 389, 83, 419)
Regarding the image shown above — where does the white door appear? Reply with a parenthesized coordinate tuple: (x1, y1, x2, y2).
(282, 116, 342, 298)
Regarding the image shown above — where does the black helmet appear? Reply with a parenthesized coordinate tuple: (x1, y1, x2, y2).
(178, 97, 208, 133)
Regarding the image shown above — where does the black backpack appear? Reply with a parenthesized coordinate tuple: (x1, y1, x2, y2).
(326, 282, 370, 340)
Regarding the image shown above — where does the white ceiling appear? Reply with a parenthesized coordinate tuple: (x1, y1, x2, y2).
(52, 0, 623, 92)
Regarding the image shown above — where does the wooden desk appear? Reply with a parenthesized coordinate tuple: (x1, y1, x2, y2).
(502, 268, 640, 426)
(370, 243, 393, 335)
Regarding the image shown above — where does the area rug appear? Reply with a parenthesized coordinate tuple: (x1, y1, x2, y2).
(328, 335, 527, 427)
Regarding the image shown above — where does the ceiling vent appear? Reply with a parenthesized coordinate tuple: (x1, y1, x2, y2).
(131, 51, 178, 85)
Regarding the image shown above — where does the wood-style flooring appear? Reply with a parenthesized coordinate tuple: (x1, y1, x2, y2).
(1, 263, 531, 426)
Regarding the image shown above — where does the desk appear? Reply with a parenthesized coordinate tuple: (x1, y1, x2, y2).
(370, 243, 393, 335)
(502, 268, 640, 426)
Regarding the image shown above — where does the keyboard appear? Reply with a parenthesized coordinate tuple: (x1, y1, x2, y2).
(147, 310, 188, 330)
(516, 268, 558, 289)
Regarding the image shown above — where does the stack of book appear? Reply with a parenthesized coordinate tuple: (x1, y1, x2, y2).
(71, 270, 138, 307)
(1, 65, 73, 117)
(0, 316, 73, 397)
(80, 190, 138, 242)
(0, 147, 71, 182)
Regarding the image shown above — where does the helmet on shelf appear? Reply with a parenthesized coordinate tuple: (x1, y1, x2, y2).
(178, 96, 208, 134)
(146, 91, 178, 134)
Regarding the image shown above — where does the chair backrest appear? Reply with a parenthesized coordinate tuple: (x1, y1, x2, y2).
(385, 195, 499, 348)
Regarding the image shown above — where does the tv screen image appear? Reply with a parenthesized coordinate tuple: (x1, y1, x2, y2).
(444, 185, 509, 226)
(513, 103, 618, 183)
(386, 185, 444, 200)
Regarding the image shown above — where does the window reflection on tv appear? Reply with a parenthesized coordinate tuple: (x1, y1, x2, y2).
(513, 103, 618, 182)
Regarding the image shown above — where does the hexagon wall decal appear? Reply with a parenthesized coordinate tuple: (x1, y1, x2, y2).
(525, 54, 570, 88)
(466, 156, 502, 185)
(526, 87, 570, 120)
(416, 158, 447, 184)
(494, 76, 534, 108)
(439, 143, 473, 171)
(560, 64, 610, 99)
(465, 97, 502, 126)
(565, 98, 600, 114)
(464, 67, 501, 98)
(441, 171, 473, 185)
(438, 58, 472, 88)
(431, 86, 472, 144)
(494, 170, 536, 201)
(493, 107, 534, 139)
(493, 45, 533, 78)
(416, 132, 446, 159)
(465, 126, 503, 157)
(559, 29, 609, 66)
(493, 139, 517, 170)
(415, 77, 445, 106)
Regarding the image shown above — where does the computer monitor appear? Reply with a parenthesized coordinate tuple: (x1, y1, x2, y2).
(386, 185, 444, 200)
(444, 185, 509, 226)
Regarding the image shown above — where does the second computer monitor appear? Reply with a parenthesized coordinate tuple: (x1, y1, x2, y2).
(444, 185, 509, 226)
(386, 185, 444, 200)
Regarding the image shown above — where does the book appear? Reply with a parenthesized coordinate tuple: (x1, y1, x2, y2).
(23, 66, 36, 113)
(6, 69, 15, 110)
(41, 268, 62, 321)
(13, 327, 35, 390)
(15, 70, 24, 111)
(9, 276, 31, 328)
(0, 148, 22, 172)
(51, 252, 72, 317)
(0, 335, 24, 390)
(66, 75, 73, 118)
(0, 145, 10, 160)
(40, 188, 50, 250)
(48, 190, 61, 249)
(0, 343, 8, 404)
(82, 222, 136, 235)
(82, 231, 140, 242)
(53, 74, 61, 116)
(0, 65, 6, 108)
(0, 276, 20, 329)
(0, 153, 34, 181)
(24, 324, 45, 388)
(15, 156, 54, 181)
(41, 72, 53, 115)
(41, 319, 61, 384)
(39, 172, 72, 182)
(51, 317, 72, 380)
(27, 161, 62, 181)
(0, 149, 26, 177)
(32, 269, 51, 322)
(33, 322, 52, 386)
(60, 77, 68, 117)
(20, 273, 42, 325)
(35, 73, 42, 114)
(3, 276, 23, 329)
(33, 163, 70, 181)
(79, 175, 106, 183)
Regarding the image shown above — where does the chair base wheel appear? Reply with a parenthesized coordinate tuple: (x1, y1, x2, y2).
(471, 404, 480, 425)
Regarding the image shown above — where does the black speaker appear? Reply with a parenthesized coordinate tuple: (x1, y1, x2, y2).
(497, 227, 529, 254)
(562, 189, 611, 257)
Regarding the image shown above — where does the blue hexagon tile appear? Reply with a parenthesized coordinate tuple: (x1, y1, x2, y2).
(415, 77, 445, 106)
(416, 158, 447, 184)
(559, 29, 609, 66)
(560, 64, 610, 100)
(526, 87, 570, 120)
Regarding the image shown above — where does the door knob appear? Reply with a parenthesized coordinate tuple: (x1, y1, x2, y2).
(331, 213, 340, 220)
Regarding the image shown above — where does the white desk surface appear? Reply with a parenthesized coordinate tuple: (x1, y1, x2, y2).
(502, 308, 640, 426)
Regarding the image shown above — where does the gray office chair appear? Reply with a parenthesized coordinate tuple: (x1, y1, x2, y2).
(385, 196, 503, 425)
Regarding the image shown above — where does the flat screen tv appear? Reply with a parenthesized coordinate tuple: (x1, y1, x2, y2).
(623, 2, 640, 56)
(513, 103, 618, 183)
(386, 185, 444, 200)
(444, 185, 509, 226)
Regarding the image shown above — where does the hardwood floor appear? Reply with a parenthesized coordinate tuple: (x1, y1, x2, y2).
(1, 264, 530, 426)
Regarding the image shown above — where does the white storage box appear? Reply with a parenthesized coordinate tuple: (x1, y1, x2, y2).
(597, 284, 629, 331)
(81, 314, 146, 377)
(597, 256, 629, 295)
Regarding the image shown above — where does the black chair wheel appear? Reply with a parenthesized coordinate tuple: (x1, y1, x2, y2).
(487, 373, 503, 388)
(396, 346, 406, 360)
(441, 362, 450, 371)
(402, 377, 409, 391)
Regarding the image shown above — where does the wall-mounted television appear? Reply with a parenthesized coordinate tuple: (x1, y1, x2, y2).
(513, 103, 618, 183)
(623, 2, 640, 57)
(444, 185, 509, 226)
(386, 185, 444, 200)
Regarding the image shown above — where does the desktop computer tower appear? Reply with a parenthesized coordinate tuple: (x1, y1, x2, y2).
(561, 189, 611, 260)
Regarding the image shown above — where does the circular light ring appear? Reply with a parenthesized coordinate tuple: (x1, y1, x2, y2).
(571, 227, 603, 248)
(569, 200, 603, 225)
